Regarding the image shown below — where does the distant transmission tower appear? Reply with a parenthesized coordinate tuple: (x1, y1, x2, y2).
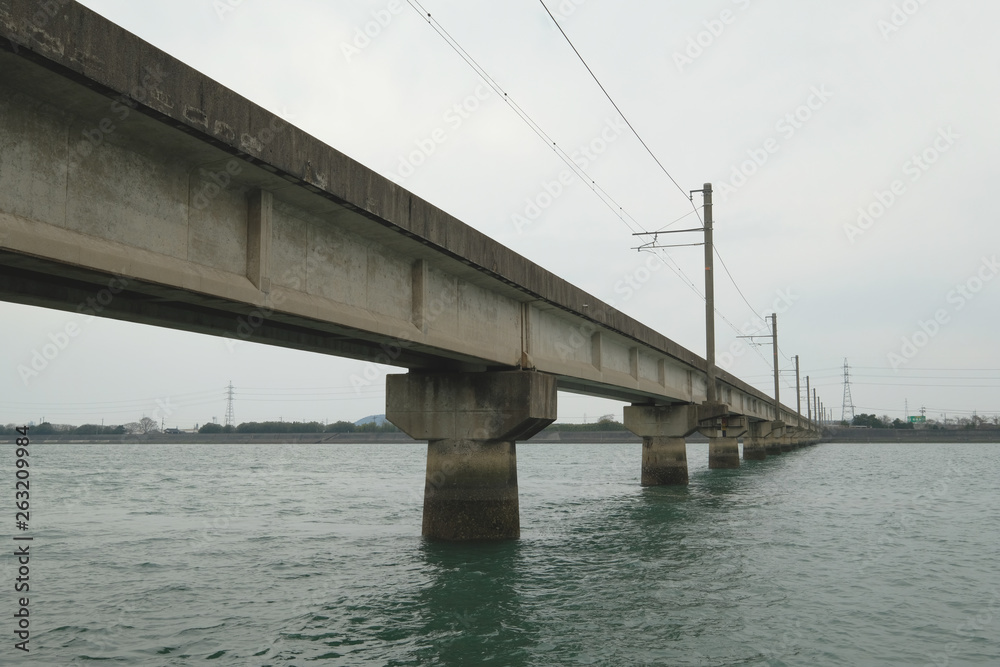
(225, 381, 235, 427)
(841, 359, 855, 423)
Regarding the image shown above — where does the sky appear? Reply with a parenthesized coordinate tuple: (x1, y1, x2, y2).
(2, 0, 999, 429)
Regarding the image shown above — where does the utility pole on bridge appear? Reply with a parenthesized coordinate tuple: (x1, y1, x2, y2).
(795, 354, 801, 418)
(770, 313, 779, 417)
(631, 183, 718, 404)
(806, 375, 812, 427)
(702, 183, 716, 404)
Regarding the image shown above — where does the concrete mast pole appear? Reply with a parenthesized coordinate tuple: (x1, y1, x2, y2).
(795, 355, 801, 419)
(770, 314, 779, 419)
(703, 183, 717, 405)
(814, 388, 819, 428)
(806, 375, 812, 427)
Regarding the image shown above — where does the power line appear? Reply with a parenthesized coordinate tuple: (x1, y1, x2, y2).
(3, 388, 221, 408)
(538, 0, 689, 202)
(404, 0, 644, 234)
(713, 246, 766, 325)
(406, 2, 778, 378)
(540, 0, 774, 333)
(852, 366, 1000, 372)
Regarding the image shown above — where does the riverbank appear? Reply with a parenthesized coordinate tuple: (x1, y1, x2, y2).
(19, 431, 647, 445)
(823, 427, 1000, 443)
(20, 431, 646, 445)
(17, 427, 998, 444)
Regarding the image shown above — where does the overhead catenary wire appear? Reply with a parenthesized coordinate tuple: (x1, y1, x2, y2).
(544, 1, 772, 332)
(405, 2, 781, 385)
(4, 383, 387, 417)
(538, 4, 775, 345)
(538, 0, 689, 204)
(404, 0, 644, 235)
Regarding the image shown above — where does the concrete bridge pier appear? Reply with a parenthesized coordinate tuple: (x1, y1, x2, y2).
(743, 421, 771, 460)
(702, 412, 746, 469)
(708, 437, 741, 468)
(762, 421, 786, 455)
(623, 404, 700, 485)
(386, 371, 557, 541)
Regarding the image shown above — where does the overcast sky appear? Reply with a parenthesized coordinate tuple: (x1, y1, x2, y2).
(3, 0, 999, 429)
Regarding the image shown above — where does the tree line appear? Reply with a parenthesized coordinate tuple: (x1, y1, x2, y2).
(0, 419, 400, 436)
(844, 413, 999, 429)
(199, 420, 399, 434)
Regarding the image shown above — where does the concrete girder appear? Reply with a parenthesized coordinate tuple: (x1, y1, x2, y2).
(0, 1, 810, 427)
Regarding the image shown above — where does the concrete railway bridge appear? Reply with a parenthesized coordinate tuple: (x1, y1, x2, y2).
(0, 1, 819, 540)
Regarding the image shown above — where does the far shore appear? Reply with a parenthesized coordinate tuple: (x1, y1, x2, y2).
(17, 427, 1000, 445)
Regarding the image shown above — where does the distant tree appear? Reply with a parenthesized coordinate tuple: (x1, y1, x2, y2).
(325, 420, 356, 433)
(110, 425, 126, 434)
(236, 420, 324, 433)
(33, 422, 56, 435)
(136, 417, 159, 434)
(541, 420, 627, 432)
(852, 414, 886, 429)
(356, 421, 400, 433)
(890, 418, 914, 429)
(593, 419, 626, 431)
(199, 422, 224, 434)
(75, 424, 102, 434)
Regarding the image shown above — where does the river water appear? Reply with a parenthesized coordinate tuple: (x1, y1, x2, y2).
(9, 441, 1000, 665)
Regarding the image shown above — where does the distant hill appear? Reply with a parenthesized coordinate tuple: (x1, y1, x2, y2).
(355, 414, 389, 426)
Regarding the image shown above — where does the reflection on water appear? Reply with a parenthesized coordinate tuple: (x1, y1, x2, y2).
(415, 541, 532, 667)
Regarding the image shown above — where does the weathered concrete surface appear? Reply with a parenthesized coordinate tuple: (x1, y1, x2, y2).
(420, 439, 520, 541)
(0, 0, 809, 425)
(742, 437, 767, 460)
(708, 437, 740, 469)
(385, 371, 557, 442)
(759, 421, 784, 455)
(743, 420, 775, 460)
(623, 404, 700, 439)
(623, 404, 701, 485)
(640, 437, 688, 486)
(386, 371, 556, 540)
